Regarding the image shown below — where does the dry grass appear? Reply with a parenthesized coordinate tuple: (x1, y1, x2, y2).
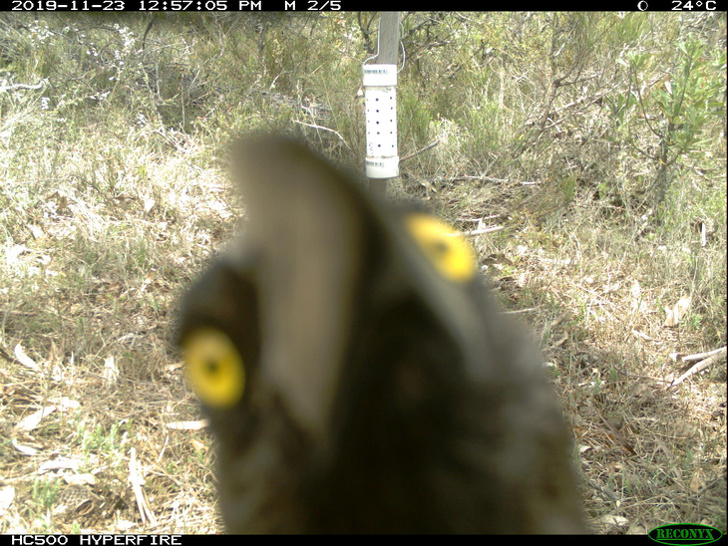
(1, 126, 724, 534)
(0, 125, 236, 533)
(441, 174, 727, 534)
(0, 12, 725, 535)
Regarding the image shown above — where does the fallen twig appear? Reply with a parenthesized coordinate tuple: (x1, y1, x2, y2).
(292, 120, 350, 150)
(129, 447, 158, 526)
(460, 225, 505, 236)
(669, 346, 726, 388)
(400, 139, 440, 162)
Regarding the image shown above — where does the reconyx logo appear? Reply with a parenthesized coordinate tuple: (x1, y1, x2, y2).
(649, 524, 723, 545)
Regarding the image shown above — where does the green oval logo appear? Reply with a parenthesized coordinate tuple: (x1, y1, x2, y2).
(649, 524, 723, 546)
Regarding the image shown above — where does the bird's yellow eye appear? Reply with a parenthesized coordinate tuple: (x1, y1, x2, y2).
(405, 213, 476, 283)
(183, 328, 245, 408)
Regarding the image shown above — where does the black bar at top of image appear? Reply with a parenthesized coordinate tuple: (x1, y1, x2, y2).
(6, 0, 727, 12)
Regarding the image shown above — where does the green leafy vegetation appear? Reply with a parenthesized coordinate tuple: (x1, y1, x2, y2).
(0, 12, 724, 534)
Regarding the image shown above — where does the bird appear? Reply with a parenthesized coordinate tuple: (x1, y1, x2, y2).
(176, 135, 585, 534)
